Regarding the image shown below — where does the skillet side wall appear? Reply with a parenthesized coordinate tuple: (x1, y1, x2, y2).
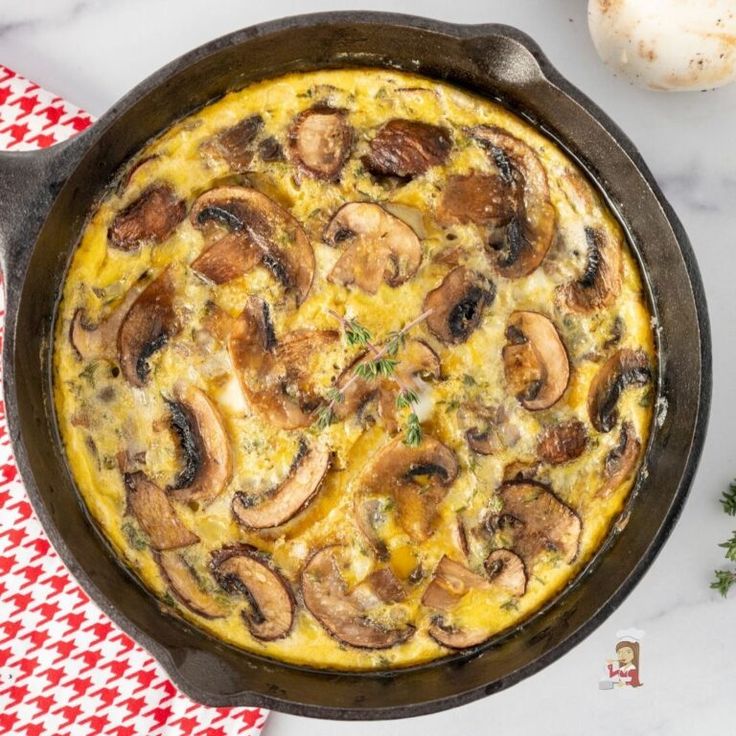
(1, 13, 710, 718)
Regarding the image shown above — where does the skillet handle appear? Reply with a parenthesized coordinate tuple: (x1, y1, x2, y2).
(0, 134, 90, 284)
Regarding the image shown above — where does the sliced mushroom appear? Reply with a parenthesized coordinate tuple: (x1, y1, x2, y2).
(484, 549, 527, 597)
(233, 441, 330, 528)
(457, 403, 509, 455)
(166, 383, 232, 505)
(437, 172, 517, 226)
(211, 546, 294, 641)
(324, 203, 422, 294)
(70, 278, 147, 362)
(200, 114, 263, 172)
(333, 338, 440, 430)
(228, 296, 338, 429)
(470, 126, 556, 278)
(362, 119, 451, 178)
(191, 232, 261, 284)
(358, 436, 458, 543)
(351, 568, 406, 609)
(559, 226, 622, 313)
(498, 481, 581, 564)
(288, 106, 352, 181)
(302, 546, 415, 649)
(156, 550, 228, 619)
(537, 419, 588, 464)
(588, 349, 651, 432)
(355, 498, 389, 561)
(124, 472, 199, 550)
(117, 268, 180, 387)
(428, 620, 494, 650)
(424, 267, 495, 344)
(108, 184, 186, 251)
(502, 311, 570, 411)
(190, 186, 314, 305)
(421, 556, 489, 612)
(599, 421, 642, 497)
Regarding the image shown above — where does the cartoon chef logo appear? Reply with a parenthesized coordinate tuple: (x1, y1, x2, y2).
(599, 628, 644, 689)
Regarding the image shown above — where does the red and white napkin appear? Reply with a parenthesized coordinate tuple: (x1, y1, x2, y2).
(0, 64, 269, 736)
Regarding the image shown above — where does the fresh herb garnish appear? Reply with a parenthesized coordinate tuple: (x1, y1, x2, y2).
(712, 478, 736, 597)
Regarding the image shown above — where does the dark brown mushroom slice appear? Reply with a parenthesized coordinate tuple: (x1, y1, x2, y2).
(421, 555, 489, 612)
(424, 267, 495, 344)
(211, 546, 294, 641)
(457, 403, 502, 455)
(333, 339, 440, 430)
(362, 119, 451, 178)
(324, 202, 423, 294)
(191, 232, 261, 285)
(484, 549, 527, 597)
(537, 419, 588, 464)
(108, 184, 186, 251)
(228, 296, 338, 429)
(359, 436, 459, 543)
(287, 106, 352, 181)
(588, 349, 651, 433)
(258, 136, 284, 162)
(559, 226, 622, 313)
(351, 568, 406, 609)
(502, 311, 570, 411)
(232, 441, 330, 529)
(428, 619, 494, 650)
(166, 383, 232, 505)
(190, 186, 314, 305)
(355, 498, 389, 561)
(498, 481, 582, 564)
(156, 550, 228, 619)
(124, 472, 199, 550)
(70, 278, 147, 362)
(470, 126, 556, 278)
(117, 268, 180, 387)
(301, 546, 415, 649)
(599, 421, 642, 497)
(200, 114, 263, 172)
(437, 172, 517, 227)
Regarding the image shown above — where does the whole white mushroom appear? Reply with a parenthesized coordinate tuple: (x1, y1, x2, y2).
(588, 0, 736, 91)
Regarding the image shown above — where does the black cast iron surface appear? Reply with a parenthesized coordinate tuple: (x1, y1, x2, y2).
(0, 12, 711, 719)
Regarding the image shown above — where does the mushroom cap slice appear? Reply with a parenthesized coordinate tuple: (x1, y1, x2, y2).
(484, 549, 527, 597)
(228, 296, 338, 429)
(421, 555, 489, 612)
(588, 348, 651, 433)
(559, 226, 622, 313)
(211, 546, 294, 641)
(428, 620, 494, 650)
(108, 183, 186, 251)
(424, 267, 495, 344)
(70, 278, 147, 362)
(599, 421, 642, 497)
(537, 419, 588, 464)
(156, 550, 228, 619)
(324, 202, 423, 294)
(124, 472, 199, 550)
(363, 119, 452, 178)
(191, 231, 261, 285)
(167, 383, 232, 505)
(117, 268, 180, 388)
(302, 546, 415, 649)
(233, 441, 330, 529)
(470, 126, 556, 278)
(200, 114, 263, 172)
(498, 481, 582, 565)
(288, 105, 352, 181)
(354, 498, 390, 561)
(190, 186, 314, 305)
(437, 172, 517, 227)
(502, 310, 570, 411)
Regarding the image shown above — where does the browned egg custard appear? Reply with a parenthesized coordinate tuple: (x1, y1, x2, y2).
(54, 68, 655, 670)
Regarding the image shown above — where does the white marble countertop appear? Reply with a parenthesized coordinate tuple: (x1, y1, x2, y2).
(2, 1, 735, 734)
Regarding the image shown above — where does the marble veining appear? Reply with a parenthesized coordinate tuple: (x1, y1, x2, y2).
(1, 1, 734, 735)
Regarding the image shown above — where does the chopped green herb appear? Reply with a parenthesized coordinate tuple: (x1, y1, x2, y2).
(404, 412, 422, 447)
(721, 479, 736, 516)
(711, 569, 736, 597)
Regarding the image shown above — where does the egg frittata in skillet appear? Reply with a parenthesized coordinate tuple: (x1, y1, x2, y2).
(53, 68, 655, 670)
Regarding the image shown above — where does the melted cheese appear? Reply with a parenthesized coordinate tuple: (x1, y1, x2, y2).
(53, 69, 655, 670)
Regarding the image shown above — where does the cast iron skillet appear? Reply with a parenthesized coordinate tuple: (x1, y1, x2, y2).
(0, 11, 711, 720)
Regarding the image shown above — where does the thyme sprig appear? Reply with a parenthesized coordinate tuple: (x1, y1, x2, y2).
(315, 309, 432, 445)
(711, 478, 736, 597)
